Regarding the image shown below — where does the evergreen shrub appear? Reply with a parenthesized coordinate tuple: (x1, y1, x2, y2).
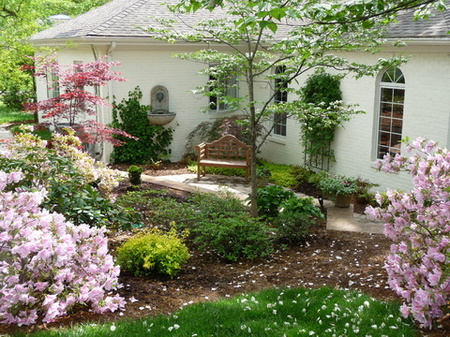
(128, 165, 143, 185)
(273, 196, 324, 242)
(117, 227, 190, 277)
(190, 216, 273, 262)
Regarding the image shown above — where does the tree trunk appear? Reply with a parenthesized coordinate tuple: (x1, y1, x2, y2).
(248, 66, 259, 217)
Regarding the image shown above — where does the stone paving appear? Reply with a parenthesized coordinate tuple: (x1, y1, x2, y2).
(0, 125, 13, 148)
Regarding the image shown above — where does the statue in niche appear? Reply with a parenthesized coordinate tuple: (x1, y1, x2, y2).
(150, 85, 169, 114)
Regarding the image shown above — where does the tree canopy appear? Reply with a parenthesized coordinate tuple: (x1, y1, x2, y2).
(149, 0, 445, 215)
(0, 0, 109, 108)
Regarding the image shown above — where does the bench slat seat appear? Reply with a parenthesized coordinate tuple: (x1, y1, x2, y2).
(199, 159, 247, 167)
(195, 135, 251, 183)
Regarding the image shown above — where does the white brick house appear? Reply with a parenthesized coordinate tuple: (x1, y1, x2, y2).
(31, 0, 450, 191)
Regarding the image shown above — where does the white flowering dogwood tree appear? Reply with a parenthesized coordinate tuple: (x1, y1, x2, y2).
(149, 0, 445, 216)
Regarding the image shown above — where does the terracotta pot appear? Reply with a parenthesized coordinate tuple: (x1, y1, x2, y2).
(334, 194, 353, 208)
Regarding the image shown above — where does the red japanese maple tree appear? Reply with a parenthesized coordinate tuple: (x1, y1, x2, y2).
(25, 56, 136, 146)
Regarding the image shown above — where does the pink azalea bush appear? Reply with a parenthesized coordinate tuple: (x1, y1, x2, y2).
(366, 137, 449, 328)
(0, 171, 125, 325)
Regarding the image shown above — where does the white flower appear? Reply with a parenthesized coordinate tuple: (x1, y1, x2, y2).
(110, 324, 116, 331)
(168, 324, 180, 331)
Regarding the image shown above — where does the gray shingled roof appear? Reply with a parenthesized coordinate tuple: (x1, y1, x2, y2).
(30, 0, 450, 43)
(30, 0, 233, 41)
(388, 6, 450, 38)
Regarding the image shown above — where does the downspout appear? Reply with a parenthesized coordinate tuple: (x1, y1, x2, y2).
(107, 42, 117, 104)
(101, 42, 118, 162)
(89, 45, 103, 159)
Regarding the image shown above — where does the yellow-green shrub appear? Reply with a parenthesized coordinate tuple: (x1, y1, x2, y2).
(117, 227, 189, 277)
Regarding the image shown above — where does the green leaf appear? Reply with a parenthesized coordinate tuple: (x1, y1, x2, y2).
(259, 20, 277, 33)
(269, 8, 287, 21)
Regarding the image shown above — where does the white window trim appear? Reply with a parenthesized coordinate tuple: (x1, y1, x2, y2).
(375, 67, 405, 159)
(273, 65, 288, 137)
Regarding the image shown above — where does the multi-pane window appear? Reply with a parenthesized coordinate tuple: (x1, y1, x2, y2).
(209, 68, 238, 112)
(273, 66, 288, 136)
(47, 73, 60, 99)
(73, 60, 84, 90)
(377, 67, 405, 159)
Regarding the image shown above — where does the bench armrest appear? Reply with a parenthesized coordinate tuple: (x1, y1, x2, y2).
(195, 143, 207, 162)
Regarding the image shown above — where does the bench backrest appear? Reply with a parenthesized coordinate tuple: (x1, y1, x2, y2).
(202, 135, 251, 161)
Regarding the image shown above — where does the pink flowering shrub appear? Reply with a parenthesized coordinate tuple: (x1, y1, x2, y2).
(0, 171, 125, 325)
(366, 137, 449, 328)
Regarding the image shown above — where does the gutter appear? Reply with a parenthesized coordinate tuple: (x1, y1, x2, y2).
(384, 37, 450, 46)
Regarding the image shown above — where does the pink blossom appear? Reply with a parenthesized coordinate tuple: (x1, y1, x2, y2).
(368, 137, 450, 328)
(0, 172, 124, 325)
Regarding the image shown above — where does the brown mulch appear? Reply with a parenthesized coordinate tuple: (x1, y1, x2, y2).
(1, 163, 448, 337)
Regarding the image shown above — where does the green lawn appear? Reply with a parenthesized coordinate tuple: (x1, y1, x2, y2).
(15, 287, 417, 337)
(0, 102, 34, 124)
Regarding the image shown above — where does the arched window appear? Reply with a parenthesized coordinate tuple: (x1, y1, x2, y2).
(377, 67, 405, 159)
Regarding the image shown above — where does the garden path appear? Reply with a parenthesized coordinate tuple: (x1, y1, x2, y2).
(141, 173, 384, 234)
(0, 125, 13, 147)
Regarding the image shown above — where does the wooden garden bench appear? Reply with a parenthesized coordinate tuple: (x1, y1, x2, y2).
(195, 135, 251, 183)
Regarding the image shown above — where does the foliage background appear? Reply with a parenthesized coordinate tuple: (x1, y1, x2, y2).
(0, 0, 109, 108)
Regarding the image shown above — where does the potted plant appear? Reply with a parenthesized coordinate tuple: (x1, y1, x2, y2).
(318, 175, 358, 208)
(256, 167, 271, 188)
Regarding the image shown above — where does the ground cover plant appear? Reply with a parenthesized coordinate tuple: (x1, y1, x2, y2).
(14, 287, 417, 337)
(186, 160, 302, 188)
